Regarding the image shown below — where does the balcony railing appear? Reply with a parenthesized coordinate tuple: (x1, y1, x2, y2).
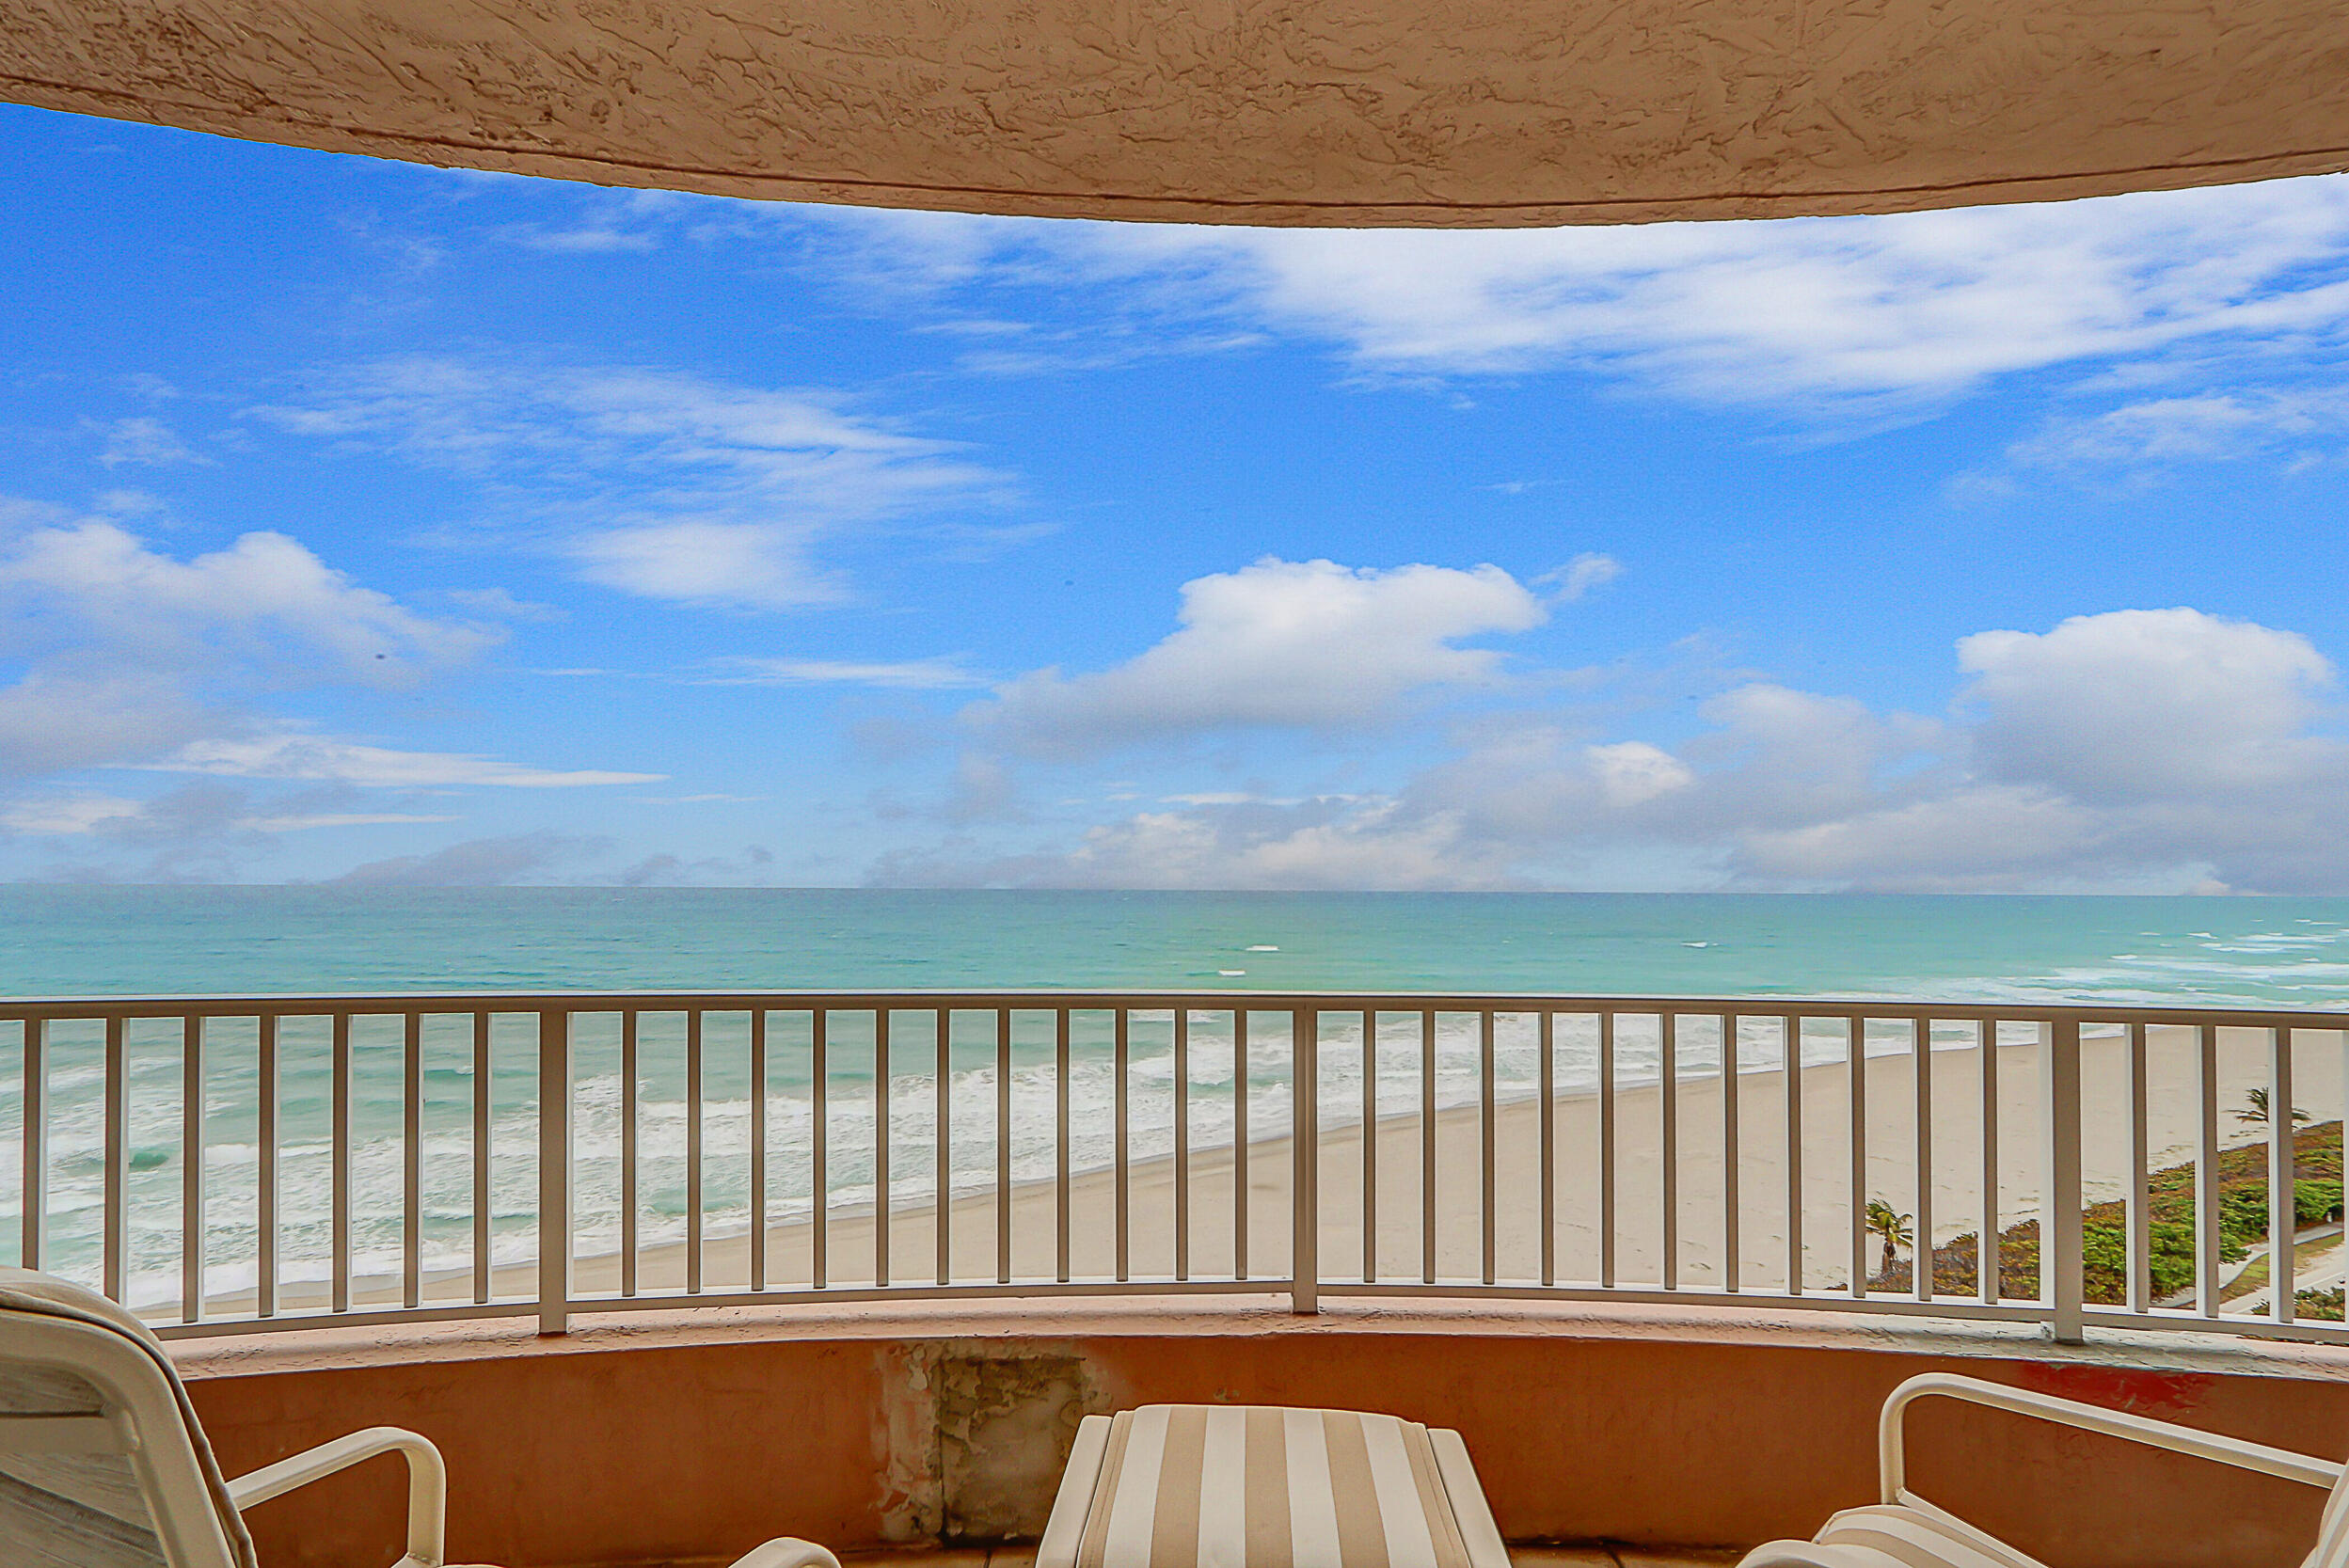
(0, 990, 2342, 1343)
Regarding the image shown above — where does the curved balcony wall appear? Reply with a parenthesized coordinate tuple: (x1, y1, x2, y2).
(178, 1297, 2349, 1568)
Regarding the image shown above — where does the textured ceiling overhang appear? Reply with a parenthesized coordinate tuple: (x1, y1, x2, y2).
(5, 0, 2349, 227)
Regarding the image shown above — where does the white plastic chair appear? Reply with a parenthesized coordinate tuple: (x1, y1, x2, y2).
(0, 1266, 842, 1568)
(1738, 1370, 2349, 1568)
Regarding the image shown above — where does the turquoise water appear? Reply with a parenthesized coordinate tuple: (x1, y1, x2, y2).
(5, 886, 2349, 1003)
(6, 889, 2348, 1305)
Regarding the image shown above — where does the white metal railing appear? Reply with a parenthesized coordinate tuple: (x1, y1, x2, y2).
(0, 991, 2343, 1343)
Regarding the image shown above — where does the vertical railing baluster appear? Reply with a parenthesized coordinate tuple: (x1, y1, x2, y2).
(330, 1012, 351, 1315)
(258, 1014, 278, 1317)
(1365, 1010, 1380, 1285)
(20, 1019, 42, 1273)
(536, 1008, 571, 1336)
(2196, 1023, 2220, 1319)
(1537, 1013, 1556, 1287)
(181, 1015, 202, 1323)
(471, 1012, 489, 1306)
(1055, 1006, 1071, 1285)
(687, 1011, 705, 1294)
(813, 1010, 829, 1291)
(103, 1014, 127, 1304)
(1421, 1008, 1436, 1285)
(1660, 1011, 1678, 1291)
(2127, 1021, 2150, 1314)
(402, 1011, 421, 1311)
(993, 1007, 1008, 1285)
(1475, 1011, 1494, 1286)
(1233, 1008, 1250, 1281)
(2044, 1016, 2085, 1342)
(1841, 1019, 1860, 1295)
(1979, 1022, 1999, 1306)
(1114, 1009, 1130, 1283)
(1722, 1014, 1739, 1294)
(1292, 1006, 1318, 1313)
(1913, 1017, 1931, 1304)
(1175, 1007, 1191, 1282)
(1848, 1017, 1867, 1299)
(2270, 1027, 2295, 1325)
(1784, 1016, 1801, 1295)
(876, 1010, 892, 1289)
(750, 1008, 768, 1291)
(936, 1008, 951, 1289)
(620, 1010, 639, 1297)
(1599, 1011, 1617, 1291)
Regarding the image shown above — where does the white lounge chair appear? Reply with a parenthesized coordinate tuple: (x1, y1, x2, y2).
(0, 1266, 842, 1568)
(1738, 1370, 2349, 1568)
(1037, 1402, 1511, 1568)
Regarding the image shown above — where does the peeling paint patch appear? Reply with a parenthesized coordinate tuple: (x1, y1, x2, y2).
(2018, 1362, 2216, 1417)
(878, 1340, 1106, 1544)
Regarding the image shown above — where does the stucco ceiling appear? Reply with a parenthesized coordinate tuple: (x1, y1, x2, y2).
(6, 0, 2348, 226)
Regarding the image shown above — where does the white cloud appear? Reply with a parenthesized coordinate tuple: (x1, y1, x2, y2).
(0, 520, 488, 683)
(873, 798, 1510, 891)
(0, 518, 500, 782)
(1, 795, 145, 835)
(1542, 553, 1623, 601)
(1585, 741, 1694, 808)
(699, 656, 985, 689)
(158, 736, 662, 789)
(0, 793, 458, 835)
(894, 606, 2349, 894)
(2003, 387, 2349, 473)
(804, 174, 2349, 413)
(982, 558, 1545, 752)
(94, 417, 204, 467)
(1957, 609, 2339, 801)
(255, 356, 1008, 610)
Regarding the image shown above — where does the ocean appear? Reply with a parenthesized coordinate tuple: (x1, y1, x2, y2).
(4, 888, 2346, 1304)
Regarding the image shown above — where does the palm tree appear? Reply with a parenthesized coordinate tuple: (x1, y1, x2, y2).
(1865, 1197, 1914, 1279)
(2237, 1087, 2311, 1126)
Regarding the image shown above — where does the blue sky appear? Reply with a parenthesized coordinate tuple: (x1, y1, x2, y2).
(5, 103, 2349, 891)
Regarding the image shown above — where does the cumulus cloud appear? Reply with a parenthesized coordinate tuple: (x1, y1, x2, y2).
(254, 356, 1008, 609)
(0, 517, 499, 781)
(981, 558, 1546, 753)
(1958, 609, 2337, 800)
(885, 605, 2349, 894)
(0, 520, 486, 683)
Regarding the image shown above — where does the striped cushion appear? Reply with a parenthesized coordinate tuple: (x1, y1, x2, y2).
(1072, 1405, 1480, 1568)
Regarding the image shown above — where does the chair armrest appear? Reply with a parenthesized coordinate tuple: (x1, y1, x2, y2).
(725, 1539, 843, 1568)
(1879, 1371, 2343, 1505)
(229, 1425, 447, 1568)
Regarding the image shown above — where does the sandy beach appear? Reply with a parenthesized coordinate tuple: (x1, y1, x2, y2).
(282, 1023, 2341, 1312)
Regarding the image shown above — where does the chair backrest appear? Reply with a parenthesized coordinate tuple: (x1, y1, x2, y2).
(0, 1268, 256, 1568)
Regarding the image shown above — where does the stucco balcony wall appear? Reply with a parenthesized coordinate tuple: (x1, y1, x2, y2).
(173, 1298, 2349, 1568)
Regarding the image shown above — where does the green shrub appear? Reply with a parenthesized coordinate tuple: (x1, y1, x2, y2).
(2297, 1287, 2345, 1322)
(2083, 1218, 2204, 1298)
